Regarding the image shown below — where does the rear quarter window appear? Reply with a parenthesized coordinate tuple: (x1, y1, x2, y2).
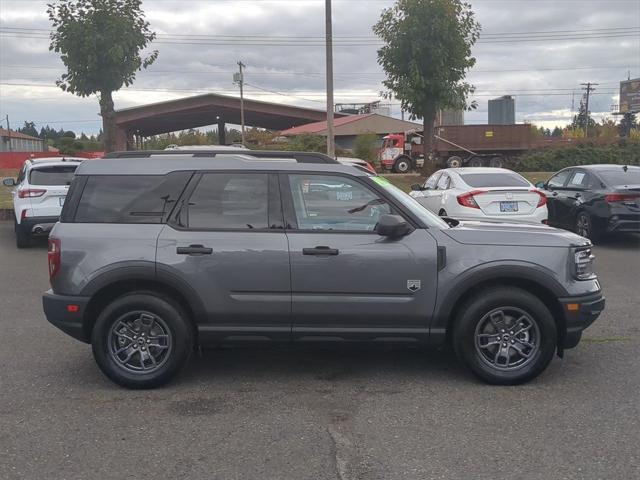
(459, 172, 530, 188)
(29, 165, 77, 186)
(73, 172, 191, 224)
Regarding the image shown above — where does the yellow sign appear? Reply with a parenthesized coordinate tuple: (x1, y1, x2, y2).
(485, 131, 494, 138)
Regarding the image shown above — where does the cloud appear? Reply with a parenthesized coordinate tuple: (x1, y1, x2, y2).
(0, 0, 638, 134)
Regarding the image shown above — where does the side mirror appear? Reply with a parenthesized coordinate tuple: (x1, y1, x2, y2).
(2, 178, 16, 187)
(376, 214, 411, 238)
(410, 183, 425, 191)
(534, 181, 545, 189)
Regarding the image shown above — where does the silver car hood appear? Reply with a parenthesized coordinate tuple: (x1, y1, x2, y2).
(442, 221, 591, 248)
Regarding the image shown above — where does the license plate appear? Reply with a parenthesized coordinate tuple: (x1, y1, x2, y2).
(59, 197, 65, 206)
(500, 201, 518, 212)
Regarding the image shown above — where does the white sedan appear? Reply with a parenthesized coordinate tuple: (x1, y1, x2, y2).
(409, 167, 548, 224)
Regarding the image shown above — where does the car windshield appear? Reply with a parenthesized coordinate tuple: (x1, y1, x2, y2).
(29, 165, 78, 186)
(599, 169, 640, 187)
(459, 172, 530, 188)
(370, 176, 449, 228)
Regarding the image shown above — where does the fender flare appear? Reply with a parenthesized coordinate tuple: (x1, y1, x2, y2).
(429, 262, 568, 343)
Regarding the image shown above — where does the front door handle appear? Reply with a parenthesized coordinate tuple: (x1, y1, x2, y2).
(176, 244, 213, 255)
(303, 246, 339, 256)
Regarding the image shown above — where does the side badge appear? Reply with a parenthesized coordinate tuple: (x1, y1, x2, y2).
(407, 280, 421, 292)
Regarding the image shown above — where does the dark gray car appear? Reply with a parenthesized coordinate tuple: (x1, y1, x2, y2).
(43, 152, 604, 388)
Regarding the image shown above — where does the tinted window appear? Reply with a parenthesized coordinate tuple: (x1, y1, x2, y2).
(29, 165, 77, 186)
(187, 173, 269, 230)
(17, 165, 26, 184)
(288, 174, 391, 231)
(599, 169, 640, 187)
(75, 172, 190, 223)
(547, 170, 572, 188)
(424, 172, 441, 189)
(567, 171, 588, 188)
(459, 172, 529, 188)
(436, 173, 450, 190)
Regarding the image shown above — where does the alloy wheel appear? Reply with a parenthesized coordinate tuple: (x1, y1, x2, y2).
(108, 311, 173, 374)
(576, 214, 590, 238)
(474, 307, 541, 371)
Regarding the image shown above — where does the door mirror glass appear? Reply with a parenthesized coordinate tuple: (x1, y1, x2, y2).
(375, 214, 411, 237)
(2, 178, 16, 187)
(534, 181, 545, 189)
(410, 183, 424, 191)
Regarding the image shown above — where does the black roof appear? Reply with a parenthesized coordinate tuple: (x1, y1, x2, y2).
(104, 149, 338, 164)
(578, 164, 639, 171)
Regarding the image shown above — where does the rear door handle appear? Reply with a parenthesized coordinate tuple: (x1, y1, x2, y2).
(176, 244, 213, 255)
(303, 246, 339, 256)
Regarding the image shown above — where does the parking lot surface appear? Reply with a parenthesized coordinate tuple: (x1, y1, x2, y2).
(0, 220, 639, 480)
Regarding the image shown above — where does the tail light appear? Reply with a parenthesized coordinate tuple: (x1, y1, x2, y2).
(18, 189, 46, 198)
(531, 189, 547, 207)
(457, 190, 484, 209)
(605, 193, 640, 203)
(48, 237, 61, 280)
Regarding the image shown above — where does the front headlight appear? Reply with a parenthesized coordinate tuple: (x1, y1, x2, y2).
(573, 247, 596, 280)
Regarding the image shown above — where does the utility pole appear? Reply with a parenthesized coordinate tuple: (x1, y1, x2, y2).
(5, 115, 12, 152)
(235, 61, 246, 145)
(581, 82, 598, 137)
(325, 0, 335, 158)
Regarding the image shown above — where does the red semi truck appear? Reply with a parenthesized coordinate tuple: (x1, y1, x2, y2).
(379, 124, 561, 172)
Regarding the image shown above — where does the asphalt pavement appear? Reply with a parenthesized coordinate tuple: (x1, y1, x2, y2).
(0, 221, 639, 480)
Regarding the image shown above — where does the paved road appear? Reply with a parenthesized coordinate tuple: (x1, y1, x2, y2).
(0, 221, 638, 480)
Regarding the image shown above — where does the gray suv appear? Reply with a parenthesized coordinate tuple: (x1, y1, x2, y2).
(43, 151, 604, 388)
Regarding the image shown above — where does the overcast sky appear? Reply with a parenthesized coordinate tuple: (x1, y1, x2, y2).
(0, 0, 638, 135)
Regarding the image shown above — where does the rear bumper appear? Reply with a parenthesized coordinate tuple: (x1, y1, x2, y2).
(19, 216, 59, 235)
(558, 290, 605, 349)
(42, 290, 91, 343)
(606, 215, 640, 233)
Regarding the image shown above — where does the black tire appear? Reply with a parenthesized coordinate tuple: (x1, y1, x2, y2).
(489, 156, 504, 168)
(469, 157, 484, 168)
(15, 220, 31, 248)
(393, 157, 411, 173)
(91, 292, 194, 389)
(575, 211, 601, 243)
(452, 287, 557, 385)
(446, 156, 463, 168)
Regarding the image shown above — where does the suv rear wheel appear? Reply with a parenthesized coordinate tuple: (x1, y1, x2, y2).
(91, 293, 194, 389)
(453, 287, 557, 385)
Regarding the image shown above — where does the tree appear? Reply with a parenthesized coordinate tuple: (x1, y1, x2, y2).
(551, 126, 563, 137)
(571, 98, 596, 134)
(373, 0, 480, 172)
(18, 121, 39, 137)
(354, 132, 380, 164)
(47, 0, 157, 152)
(619, 112, 637, 137)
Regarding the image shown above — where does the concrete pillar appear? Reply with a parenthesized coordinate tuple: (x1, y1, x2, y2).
(218, 117, 226, 145)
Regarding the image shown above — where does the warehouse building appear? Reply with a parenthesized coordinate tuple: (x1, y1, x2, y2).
(0, 128, 45, 152)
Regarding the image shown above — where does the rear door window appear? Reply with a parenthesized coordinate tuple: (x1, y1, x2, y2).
(29, 165, 77, 186)
(459, 172, 529, 188)
(74, 172, 190, 223)
(186, 173, 270, 230)
(567, 171, 588, 189)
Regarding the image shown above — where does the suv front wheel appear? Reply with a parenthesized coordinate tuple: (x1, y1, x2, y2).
(91, 293, 194, 389)
(453, 287, 557, 385)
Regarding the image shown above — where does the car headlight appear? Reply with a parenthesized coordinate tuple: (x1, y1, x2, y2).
(573, 247, 596, 280)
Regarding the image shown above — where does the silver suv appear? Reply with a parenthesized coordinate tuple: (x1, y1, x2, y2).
(43, 151, 605, 388)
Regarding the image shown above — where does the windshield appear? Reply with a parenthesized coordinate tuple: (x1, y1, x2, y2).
(29, 165, 78, 186)
(599, 168, 640, 187)
(370, 176, 449, 228)
(459, 172, 530, 188)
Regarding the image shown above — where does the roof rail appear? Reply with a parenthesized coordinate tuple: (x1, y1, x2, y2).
(103, 149, 339, 164)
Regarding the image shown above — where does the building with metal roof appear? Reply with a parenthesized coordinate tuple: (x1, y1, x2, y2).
(279, 113, 421, 150)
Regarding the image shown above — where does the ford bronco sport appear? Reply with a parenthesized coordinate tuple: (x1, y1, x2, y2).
(43, 151, 604, 388)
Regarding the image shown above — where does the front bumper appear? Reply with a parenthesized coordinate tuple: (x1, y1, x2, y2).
(558, 290, 605, 349)
(42, 290, 91, 343)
